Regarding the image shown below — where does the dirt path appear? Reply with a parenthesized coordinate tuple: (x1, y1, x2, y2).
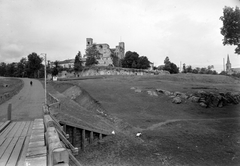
(0, 78, 44, 121)
(145, 117, 240, 131)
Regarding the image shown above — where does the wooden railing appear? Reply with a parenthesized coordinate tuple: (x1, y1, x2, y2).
(43, 104, 82, 166)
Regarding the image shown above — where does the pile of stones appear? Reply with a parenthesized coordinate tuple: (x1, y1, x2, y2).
(156, 89, 240, 108)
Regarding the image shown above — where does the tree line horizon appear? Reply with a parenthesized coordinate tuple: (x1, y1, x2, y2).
(0, 5, 239, 78)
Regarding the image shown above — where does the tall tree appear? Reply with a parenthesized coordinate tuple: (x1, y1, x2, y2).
(163, 57, 179, 74)
(16, 58, 27, 77)
(220, 6, 240, 54)
(52, 61, 59, 76)
(137, 56, 150, 69)
(85, 44, 100, 66)
(0, 62, 7, 76)
(74, 51, 83, 72)
(122, 51, 139, 68)
(27, 52, 42, 78)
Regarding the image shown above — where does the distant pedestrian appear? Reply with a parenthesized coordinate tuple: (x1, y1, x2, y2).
(30, 81, 32, 86)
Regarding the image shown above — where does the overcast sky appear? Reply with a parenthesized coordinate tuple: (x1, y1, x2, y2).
(0, 0, 239, 72)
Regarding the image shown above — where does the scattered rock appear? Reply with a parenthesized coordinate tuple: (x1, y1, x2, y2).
(172, 97, 181, 104)
(164, 90, 172, 96)
(136, 132, 142, 137)
(135, 89, 142, 93)
(152, 91, 158, 96)
(174, 91, 182, 96)
(147, 90, 158, 97)
(199, 102, 207, 108)
(156, 89, 164, 93)
(189, 96, 200, 102)
(3, 84, 8, 87)
(180, 93, 189, 99)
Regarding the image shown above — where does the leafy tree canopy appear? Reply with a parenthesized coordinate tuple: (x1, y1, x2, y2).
(122, 51, 150, 69)
(220, 6, 240, 54)
(163, 57, 179, 74)
(85, 44, 100, 66)
(85, 56, 98, 67)
(74, 51, 83, 72)
(27, 52, 42, 78)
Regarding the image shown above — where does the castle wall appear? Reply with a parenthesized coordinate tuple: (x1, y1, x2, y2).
(86, 38, 125, 67)
(96, 44, 113, 66)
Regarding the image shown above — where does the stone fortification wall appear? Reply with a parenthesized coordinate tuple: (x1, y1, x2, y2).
(54, 67, 169, 79)
(79, 67, 169, 77)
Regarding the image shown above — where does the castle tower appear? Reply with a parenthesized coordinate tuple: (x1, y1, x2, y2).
(118, 42, 125, 59)
(86, 38, 93, 48)
(226, 54, 231, 72)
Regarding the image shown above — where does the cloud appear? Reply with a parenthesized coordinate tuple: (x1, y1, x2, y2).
(0, 43, 25, 62)
(0, 0, 239, 72)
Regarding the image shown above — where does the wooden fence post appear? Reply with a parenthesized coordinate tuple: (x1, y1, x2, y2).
(90, 131, 93, 144)
(7, 103, 12, 121)
(81, 129, 85, 151)
(99, 133, 102, 140)
(73, 127, 77, 146)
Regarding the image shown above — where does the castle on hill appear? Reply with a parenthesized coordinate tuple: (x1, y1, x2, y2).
(85, 38, 125, 66)
(226, 55, 240, 75)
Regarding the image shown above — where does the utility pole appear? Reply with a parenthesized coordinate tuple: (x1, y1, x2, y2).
(44, 54, 47, 105)
(41, 53, 47, 105)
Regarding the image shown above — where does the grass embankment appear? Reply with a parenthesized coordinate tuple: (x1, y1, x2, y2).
(73, 74, 240, 127)
(0, 77, 23, 105)
(49, 74, 240, 165)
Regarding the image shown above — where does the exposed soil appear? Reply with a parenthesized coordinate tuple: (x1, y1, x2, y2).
(48, 74, 240, 166)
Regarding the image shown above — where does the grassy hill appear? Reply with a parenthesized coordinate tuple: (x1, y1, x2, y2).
(49, 74, 240, 165)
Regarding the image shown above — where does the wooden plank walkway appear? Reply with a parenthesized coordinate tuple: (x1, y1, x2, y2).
(0, 119, 46, 166)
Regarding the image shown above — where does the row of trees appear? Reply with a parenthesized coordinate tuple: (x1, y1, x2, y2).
(0, 53, 45, 78)
(182, 64, 218, 75)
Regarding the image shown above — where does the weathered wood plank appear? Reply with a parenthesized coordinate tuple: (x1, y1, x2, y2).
(25, 155, 47, 166)
(20, 121, 31, 137)
(26, 146, 47, 157)
(0, 137, 18, 165)
(0, 137, 13, 158)
(0, 137, 6, 146)
(0, 122, 16, 138)
(27, 121, 34, 136)
(28, 140, 45, 148)
(6, 136, 25, 166)
(15, 121, 26, 137)
(0, 120, 11, 133)
(17, 136, 30, 166)
(7, 122, 22, 138)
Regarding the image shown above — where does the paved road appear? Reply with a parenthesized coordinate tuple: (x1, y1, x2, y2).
(0, 78, 44, 121)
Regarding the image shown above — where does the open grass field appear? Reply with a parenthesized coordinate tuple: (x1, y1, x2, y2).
(49, 74, 240, 166)
(0, 77, 23, 105)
